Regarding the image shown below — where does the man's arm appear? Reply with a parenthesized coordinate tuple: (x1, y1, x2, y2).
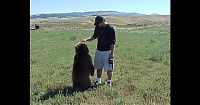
(109, 26, 116, 59)
(82, 26, 97, 42)
(109, 44, 115, 59)
(82, 36, 96, 42)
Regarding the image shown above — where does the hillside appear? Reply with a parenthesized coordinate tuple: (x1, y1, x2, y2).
(30, 11, 146, 18)
(30, 15, 170, 30)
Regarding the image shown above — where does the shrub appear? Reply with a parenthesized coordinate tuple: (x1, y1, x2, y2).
(70, 36, 76, 41)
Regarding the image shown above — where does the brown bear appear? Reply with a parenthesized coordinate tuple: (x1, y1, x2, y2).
(72, 42, 94, 91)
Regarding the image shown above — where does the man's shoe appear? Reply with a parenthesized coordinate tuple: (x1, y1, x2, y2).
(94, 81, 101, 86)
(107, 81, 112, 87)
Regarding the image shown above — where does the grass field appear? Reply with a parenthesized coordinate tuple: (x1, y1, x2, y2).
(30, 16, 170, 104)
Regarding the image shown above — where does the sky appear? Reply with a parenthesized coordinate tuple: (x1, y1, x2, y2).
(30, 0, 170, 15)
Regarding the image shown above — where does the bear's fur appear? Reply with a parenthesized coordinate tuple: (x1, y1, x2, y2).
(72, 42, 94, 91)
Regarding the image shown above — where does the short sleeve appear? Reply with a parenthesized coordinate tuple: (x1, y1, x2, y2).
(92, 26, 97, 39)
(109, 27, 116, 45)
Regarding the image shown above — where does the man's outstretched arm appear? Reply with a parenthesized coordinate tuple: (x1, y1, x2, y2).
(82, 36, 96, 42)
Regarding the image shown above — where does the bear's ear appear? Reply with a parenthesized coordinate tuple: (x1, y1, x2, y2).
(75, 42, 81, 53)
(83, 45, 89, 53)
(75, 46, 78, 53)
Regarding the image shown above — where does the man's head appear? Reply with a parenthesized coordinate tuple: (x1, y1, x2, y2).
(94, 15, 105, 27)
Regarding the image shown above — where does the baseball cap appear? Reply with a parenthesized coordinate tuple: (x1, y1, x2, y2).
(94, 15, 105, 26)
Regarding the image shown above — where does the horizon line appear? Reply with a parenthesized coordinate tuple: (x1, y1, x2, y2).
(30, 10, 170, 15)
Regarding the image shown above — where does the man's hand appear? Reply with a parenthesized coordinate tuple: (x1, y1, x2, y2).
(109, 52, 114, 59)
(75, 41, 86, 48)
(81, 39, 87, 42)
(109, 44, 115, 59)
(82, 36, 95, 43)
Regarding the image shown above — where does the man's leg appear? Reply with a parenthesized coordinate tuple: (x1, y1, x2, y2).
(94, 50, 103, 85)
(95, 69, 102, 84)
(107, 70, 113, 86)
(107, 70, 112, 81)
(97, 69, 102, 78)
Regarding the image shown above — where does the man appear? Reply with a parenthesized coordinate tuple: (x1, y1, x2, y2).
(81, 15, 116, 86)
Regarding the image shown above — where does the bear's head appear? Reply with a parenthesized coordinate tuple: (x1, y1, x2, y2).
(75, 42, 89, 54)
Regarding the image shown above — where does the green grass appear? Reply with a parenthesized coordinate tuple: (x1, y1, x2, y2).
(30, 25, 170, 105)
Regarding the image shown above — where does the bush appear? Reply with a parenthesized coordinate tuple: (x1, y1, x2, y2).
(70, 36, 76, 41)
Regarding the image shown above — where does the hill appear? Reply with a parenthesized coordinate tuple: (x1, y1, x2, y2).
(30, 15, 170, 30)
(30, 11, 147, 18)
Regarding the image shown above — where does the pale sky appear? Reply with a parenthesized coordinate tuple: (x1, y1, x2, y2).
(31, 0, 170, 15)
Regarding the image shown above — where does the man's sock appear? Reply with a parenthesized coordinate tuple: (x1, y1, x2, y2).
(107, 80, 112, 83)
(96, 78, 102, 83)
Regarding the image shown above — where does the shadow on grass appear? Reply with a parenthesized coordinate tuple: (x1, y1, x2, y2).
(38, 86, 73, 102)
(38, 83, 105, 102)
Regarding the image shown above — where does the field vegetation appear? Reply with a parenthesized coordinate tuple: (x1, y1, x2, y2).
(30, 15, 170, 105)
